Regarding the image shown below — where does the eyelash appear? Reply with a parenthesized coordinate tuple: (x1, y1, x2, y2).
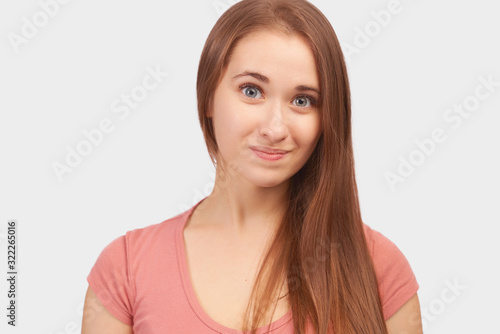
(238, 82, 318, 107)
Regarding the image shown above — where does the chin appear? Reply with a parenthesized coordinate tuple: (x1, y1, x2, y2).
(245, 174, 290, 189)
(254, 181, 284, 188)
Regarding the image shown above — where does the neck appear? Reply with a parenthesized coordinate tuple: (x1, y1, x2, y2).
(197, 161, 290, 235)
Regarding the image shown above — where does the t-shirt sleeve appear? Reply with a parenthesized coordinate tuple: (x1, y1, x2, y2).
(368, 228, 419, 320)
(87, 234, 135, 326)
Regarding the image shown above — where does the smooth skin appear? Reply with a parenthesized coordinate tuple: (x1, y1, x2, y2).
(81, 286, 132, 334)
(81, 29, 423, 333)
(81, 286, 423, 333)
(386, 293, 424, 333)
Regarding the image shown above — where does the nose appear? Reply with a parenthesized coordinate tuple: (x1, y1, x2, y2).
(258, 100, 289, 142)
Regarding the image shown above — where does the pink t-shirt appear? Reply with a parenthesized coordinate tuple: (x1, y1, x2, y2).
(87, 197, 419, 333)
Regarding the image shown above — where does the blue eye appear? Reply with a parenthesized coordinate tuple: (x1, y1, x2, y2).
(293, 96, 316, 108)
(241, 84, 263, 99)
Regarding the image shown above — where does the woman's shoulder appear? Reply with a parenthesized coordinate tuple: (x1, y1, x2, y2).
(362, 222, 406, 259)
(91, 208, 190, 269)
(361, 221, 416, 278)
(123, 209, 187, 245)
(361, 222, 420, 320)
(86, 209, 191, 316)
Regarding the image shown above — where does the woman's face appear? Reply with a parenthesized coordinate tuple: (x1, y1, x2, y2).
(209, 29, 322, 188)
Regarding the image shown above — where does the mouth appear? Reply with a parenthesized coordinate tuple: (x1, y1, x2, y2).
(249, 146, 289, 154)
(249, 146, 289, 161)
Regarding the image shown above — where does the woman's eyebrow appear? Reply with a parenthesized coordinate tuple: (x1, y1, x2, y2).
(232, 70, 321, 96)
(232, 71, 269, 84)
(296, 85, 321, 97)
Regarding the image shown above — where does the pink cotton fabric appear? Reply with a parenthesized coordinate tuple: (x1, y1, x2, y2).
(87, 197, 419, 333)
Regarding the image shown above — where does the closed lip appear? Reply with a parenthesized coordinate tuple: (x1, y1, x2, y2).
(250, 146, 290, 154)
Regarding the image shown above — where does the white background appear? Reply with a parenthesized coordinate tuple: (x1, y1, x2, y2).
(1, 0, 499, 333)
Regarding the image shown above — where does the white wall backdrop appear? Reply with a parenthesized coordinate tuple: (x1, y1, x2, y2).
(1, 0, 498, 333)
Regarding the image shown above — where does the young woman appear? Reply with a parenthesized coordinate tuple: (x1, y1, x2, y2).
(82, 0, 422, 333)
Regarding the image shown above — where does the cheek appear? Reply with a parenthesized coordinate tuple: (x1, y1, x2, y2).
(212, 93, 248, 153)
(292, 113, 322, 148)
(213, 88, 260, 137)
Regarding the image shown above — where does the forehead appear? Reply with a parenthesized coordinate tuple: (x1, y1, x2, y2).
(225, 29, 319, 86)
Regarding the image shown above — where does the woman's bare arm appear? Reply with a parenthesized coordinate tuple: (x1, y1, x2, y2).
(386, 293, 423, 334)
(81, 286, 133, 334)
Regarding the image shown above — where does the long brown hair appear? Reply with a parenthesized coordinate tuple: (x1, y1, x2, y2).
(196, 0, 387, 333)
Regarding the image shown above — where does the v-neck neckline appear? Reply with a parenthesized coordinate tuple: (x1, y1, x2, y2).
(175, 197, 293, 333)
